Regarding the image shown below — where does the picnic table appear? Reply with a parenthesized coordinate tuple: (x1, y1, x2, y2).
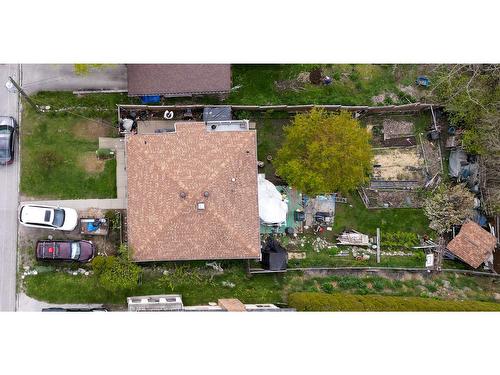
(80, 218, 109, 236)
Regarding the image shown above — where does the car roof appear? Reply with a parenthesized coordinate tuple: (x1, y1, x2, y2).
(21, 205, 54, 224)
(0, 117, 14, 127)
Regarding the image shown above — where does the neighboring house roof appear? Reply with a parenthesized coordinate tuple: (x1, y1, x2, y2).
(446, 219, 496, 268)
(126, 122, 260, 261)
(127, 64, 231, 97)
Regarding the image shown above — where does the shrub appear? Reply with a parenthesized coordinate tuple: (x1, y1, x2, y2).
(91, 248, 141, 293)
(321, 282, 335, 293)
(309, 68, 322, 84)
(288, 292, 500, 311)
(38, 149, 63, 171)
(96, 148, 114, 160)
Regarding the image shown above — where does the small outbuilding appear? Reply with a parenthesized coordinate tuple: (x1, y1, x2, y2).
(261, 236, 288, 271)
(446, 219, 497, 269)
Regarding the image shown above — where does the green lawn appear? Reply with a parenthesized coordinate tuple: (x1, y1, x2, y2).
(24, 263, 285, 305)
(21, 99, 117, 199)
(228, 64, 415, 105)
(333, 193, 430, 236)
(288, 292, 500, 312)
(24, 263, 500, 307)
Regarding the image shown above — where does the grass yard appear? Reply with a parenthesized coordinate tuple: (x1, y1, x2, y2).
(288, 292, 500, 312)
(24, 263, 285, 305)
(21, 98, 118, 199)
(228, 64, 422, 105)
(23, 262, 500, 308)
(333, 193, 430, 236)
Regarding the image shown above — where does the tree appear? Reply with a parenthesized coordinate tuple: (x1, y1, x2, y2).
(91, 244, 141, 293)
(431, 64, 500, 214)
(423, 184, 475, 234)
(274, 109, 373, 195)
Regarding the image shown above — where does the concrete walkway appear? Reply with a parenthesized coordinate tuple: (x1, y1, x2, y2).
(20, 198, 126, 210)
(99, 137, 127, 200)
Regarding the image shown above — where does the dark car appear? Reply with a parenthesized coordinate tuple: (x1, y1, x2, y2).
(41, 307, 108, 312)
(0, 116, 17, 165)
(36, 240, 96, 262)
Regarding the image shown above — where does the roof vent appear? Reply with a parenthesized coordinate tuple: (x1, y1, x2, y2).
(180, 192, 187, 199)
(197, 202, 206, 210)
(211, 124, 217, 130)
(203, 191, 209, 198)
(231, 177, 236, 182)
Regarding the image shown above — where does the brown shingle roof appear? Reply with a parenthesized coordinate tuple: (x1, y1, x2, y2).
(126, 122, 260, 262)
(446, 220, 496, 268)
(127, 64, 231, 97)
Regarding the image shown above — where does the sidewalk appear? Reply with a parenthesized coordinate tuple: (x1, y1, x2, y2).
(17, 293, 104, 312)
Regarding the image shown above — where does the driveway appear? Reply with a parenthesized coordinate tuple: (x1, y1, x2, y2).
(21, 64, 127, 94)
(0, 64, 20, 311)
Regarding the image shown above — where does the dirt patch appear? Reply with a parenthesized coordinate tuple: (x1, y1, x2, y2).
(373, 147, 425, 181)
(79, 152, 105, 173)
(371, 92, 398, 105)
(398, 84, 420, 99)
(72, 120, 111, 140)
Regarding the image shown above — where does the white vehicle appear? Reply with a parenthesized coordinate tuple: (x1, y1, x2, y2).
(19, 204, 78, 231)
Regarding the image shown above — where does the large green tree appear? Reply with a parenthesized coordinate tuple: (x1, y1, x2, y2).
(274, 109, 373, 195)
(423, 183, 475, 234)
(431, 64, 500, 214)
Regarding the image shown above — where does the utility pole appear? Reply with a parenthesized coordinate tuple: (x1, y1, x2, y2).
(376, 227, 381, 263)
(7, 76, 39, 112)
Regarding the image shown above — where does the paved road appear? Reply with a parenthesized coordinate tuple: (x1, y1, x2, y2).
(0, 64, 20, 311)
(21, 64, 127, 94)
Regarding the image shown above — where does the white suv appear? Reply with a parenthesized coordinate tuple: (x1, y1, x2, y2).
(19, 204, 78, 231)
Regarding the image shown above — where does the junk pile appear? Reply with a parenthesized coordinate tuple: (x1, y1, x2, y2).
(337, 230, 371, 246)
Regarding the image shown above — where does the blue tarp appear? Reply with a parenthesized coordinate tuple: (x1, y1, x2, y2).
(140, 95, 161, 104)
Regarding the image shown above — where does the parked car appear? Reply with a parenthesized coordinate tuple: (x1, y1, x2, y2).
(0, 116, 17, 165)
(36, 239, 96, 262)
(19, 204, 78, 231)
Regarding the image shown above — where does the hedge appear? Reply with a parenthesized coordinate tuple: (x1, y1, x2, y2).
(288, 292, 500, 312)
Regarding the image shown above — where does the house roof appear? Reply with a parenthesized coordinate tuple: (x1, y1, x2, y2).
(446, 219, 496, 268)
(126, 122, 260, 262)
(217, 299, 247, 312)
(127, 64, 231, 97)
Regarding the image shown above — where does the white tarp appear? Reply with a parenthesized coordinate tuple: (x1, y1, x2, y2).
(258, 174, 288, 225)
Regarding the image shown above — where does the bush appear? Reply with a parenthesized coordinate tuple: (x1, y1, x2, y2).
(309, 68, 322, 84)
(288, 292, 500, 311)
(39, 149, 63, 171)
(91, 246, 141, 293)
(96, 148, 114, 160)
(381, 231, 419, 249)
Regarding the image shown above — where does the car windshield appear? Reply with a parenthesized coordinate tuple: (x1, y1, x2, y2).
(0, 138, 9, 158)
(52, 209, 65, 227)
(0, 126, 11, 134)
(71, 242, 81, 260)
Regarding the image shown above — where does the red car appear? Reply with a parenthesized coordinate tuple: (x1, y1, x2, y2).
(36, 240, 96, 263)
